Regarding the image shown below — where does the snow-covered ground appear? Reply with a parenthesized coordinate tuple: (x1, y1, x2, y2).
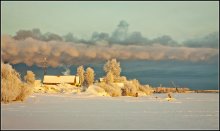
(1, 93, 219, 130)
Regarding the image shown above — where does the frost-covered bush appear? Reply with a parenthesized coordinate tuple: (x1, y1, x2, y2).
(114, 76, 127, 83)
(86, 85, 108, 96)
(85, 67, 95, 86)
(1, 76, 21, 103)
(96, 83, 121, 97)
(24, 70, 35, 85)
(15, 83, 33, 101)
(105, 71, 114, 84)
(131, 79, 140, 89)
(77, 65, 85, 86)
(123, 81, 138, 96)
(103, 59, 121, 81)
(101, 59, 153, 97)
(1, 62, 32, 103)
(139, 85, 153, 95)
(58, 83, 80, 94)
(123, 79, 153, 96)
(43, 85, 60, 93)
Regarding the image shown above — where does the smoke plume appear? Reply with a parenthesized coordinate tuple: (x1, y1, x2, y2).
(62, 66, 71, 75)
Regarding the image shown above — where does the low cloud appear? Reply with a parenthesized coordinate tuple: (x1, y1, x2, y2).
(2, 20, 218, 67)
(11, 20, 218, 49)
(182, 32, 219, 49)
(11, 20, 180, 46)
(151, 35, 178, 46)
(1, 35, 218, 67)
(13, 28, 63, 42)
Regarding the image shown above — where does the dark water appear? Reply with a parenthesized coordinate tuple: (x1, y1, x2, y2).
(12, 60, 219, 90)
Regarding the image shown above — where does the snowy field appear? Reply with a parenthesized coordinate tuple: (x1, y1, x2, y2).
(1, 93, 219, 130)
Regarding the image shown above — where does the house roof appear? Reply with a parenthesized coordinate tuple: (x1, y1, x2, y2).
(43, 75, 76, 84)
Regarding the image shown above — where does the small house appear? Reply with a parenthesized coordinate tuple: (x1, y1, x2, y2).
(43, 75, 80, 86)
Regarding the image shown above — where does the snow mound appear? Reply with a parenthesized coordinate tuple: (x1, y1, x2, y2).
(34, 83, 81, 94)
(86, 85, 109, 96)
(137, 91, 147, 96)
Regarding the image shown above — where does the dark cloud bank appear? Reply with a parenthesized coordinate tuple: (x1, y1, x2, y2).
(1, 20, 219, 67)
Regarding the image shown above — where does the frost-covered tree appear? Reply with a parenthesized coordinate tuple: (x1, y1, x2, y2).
(1, 62, 32, 103)
(85, 67, 95, 86)
(24, 71, 35, 85)
(105, 71, 114, 84)
(103, 59, 121, 79)
(77, 65, 85, 86)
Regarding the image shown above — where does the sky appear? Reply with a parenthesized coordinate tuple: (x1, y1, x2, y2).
(1, 1, 219, 67)
(1, 1, 219, 42)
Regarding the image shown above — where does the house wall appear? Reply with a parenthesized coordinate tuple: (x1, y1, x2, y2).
(43, 75, 79, 86)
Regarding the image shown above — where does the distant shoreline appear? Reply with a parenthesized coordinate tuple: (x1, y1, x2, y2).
(153, 87, 219, 93)
(154, 90, 219, 93)
(192, 90, 219, 93)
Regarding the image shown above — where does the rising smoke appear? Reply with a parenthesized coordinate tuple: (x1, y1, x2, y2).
(62, 66, 71, 75)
